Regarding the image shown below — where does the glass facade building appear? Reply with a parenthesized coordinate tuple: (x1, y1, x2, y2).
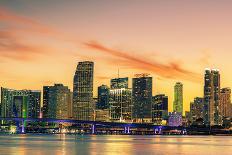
(47, 84, 71, 119)
(173, 82, 183, 116)
(1, 87, 41, 118)
(132, 75, 152, 123)
(97, 85, 109, 109)
(109, 88, 132, 122)
(152, 94, 168, 125)
(73, 61, 94, 120)
(110, 77, 128, 89)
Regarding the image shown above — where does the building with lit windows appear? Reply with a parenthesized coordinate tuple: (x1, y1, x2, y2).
(220, 88, 231, 118)
(173, 82, 183, 116)
(203, 69, 221, 126)
(109, 88, 132, 122)
(110, 77, 128, 89)
(190, 97, 204, 124)
(73, 61, 94, 121)
(152, 94, 168, 125)
(132, 74, 152, 123)
(47, 84, 71, 119)
(97, 85, 109, 109)
(1, 87, 41, 118)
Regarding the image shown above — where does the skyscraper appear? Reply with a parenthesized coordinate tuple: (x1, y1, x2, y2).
(42, 86, 50, 118)
(109, 88, 132, 122)
(110, 77, 128, 89)
(173, 82, 183, 115)
(203, 69, 221, 126)
(152, 94, 168, 125)
(97, 85, 109, 109)
(132, 74, 152, 123)
(27, 90, 41, 118)
(48, 84, 71, 119)
(73, 61, 94, 120)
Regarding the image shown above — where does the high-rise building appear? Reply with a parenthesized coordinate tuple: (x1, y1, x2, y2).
(27, 90, 41, 118)
(190, 97, 204, 124)
(110, 77, 128, 89)
(173, 82, 183, 115)
(152, 94, 168, 125)
(132, 74, 152, 123)
(1, 87, 41, 118)
(42, 86, 50, 118)
(73, 61, 94, 120)
(109, 88, 132, 122)
(220, 88, 231, 118)
(48, 84, 71, 119)
(97, 85, 109, 109)
(203, 69, 221, 126)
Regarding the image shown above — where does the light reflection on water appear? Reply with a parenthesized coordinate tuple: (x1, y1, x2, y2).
(0, 135, 231, 155)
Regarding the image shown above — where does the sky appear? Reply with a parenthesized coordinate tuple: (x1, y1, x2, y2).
(1, 0, 232, 112)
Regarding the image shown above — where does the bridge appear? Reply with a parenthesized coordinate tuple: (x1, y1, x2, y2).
(0, 117, 185, 134)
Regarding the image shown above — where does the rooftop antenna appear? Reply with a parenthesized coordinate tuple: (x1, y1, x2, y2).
(118, 68, 120, 78)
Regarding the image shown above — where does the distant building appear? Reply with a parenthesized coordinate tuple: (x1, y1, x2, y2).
(109, 88, 132, 122)
(168, 112, 182, 127)
(94, 109, 110, 122)
(47, 84, 71, 119)
(97, 85, 109, 109)
(220, 88, 231, 118)
(110, 77, 128, 89)
(203, 69, 221, 126)
(132, 74, 152, 123)
(152, 94, 168, 125)
(27, 90, 41, 118)
(173, 82, 183, 116)
(42, 86, 50, 118)
(190, 97, 204, 124)
(73, 61, 94, 121)
(1, 87, 41, 118)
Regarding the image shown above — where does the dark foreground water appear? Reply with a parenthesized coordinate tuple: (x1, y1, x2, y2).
(0, 134, 231, 155)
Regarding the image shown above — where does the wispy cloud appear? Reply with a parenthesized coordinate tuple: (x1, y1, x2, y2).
(0, 7, 58, 36)
(84, 41, 201, 82)
(0, 30, 47, 60)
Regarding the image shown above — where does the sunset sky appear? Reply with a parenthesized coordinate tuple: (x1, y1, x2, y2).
(1, 0, 232, 112)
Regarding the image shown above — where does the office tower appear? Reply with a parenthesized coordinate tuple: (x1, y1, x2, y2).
(203, 69, 221, 126)
(173, 82, 183, 115)
(220, 88, 231, 118)
(97, 85, 110, 109)
(1, 87, 41, 118)
(190, 97, 204, 124)
(110, 77, 128, 89)
(109, 88, 132, 121)
(27, 90, 41, 118)
(48, 84, 71, 119)
(73, 61, 94, 120)
(168, 112, 182, 127)
(42, 86, 50, 118)
(152, 94, 168, 125)
(132, 74, 152, 123)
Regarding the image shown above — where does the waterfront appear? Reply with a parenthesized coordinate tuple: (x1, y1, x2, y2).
(0, 135, 231, 155)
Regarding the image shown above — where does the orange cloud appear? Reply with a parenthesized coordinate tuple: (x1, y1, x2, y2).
(84, 41, 201, 82)
(0, 7, 58, 36)
(0, 30, 50, 61)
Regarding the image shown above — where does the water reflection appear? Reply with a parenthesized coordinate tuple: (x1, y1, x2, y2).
(0, 135, 232, 155)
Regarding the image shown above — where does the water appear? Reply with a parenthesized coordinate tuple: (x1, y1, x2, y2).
(0, 134, 231, 155)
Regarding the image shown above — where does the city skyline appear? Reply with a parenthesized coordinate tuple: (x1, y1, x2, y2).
(2, 0, 232, 113)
